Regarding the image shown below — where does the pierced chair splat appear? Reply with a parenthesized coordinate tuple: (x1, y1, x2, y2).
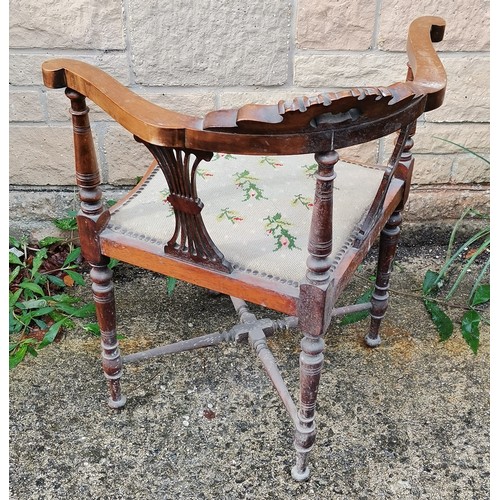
(42, 15, 446, 481)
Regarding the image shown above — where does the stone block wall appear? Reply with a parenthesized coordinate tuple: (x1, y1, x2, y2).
(9, 0, 490, 239)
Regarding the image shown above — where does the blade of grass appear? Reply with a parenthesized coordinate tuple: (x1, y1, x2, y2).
(435, 228, 489, 284)
(445, 236, 490, 299)
(433, 137, 490, 164)
(9, 344, 28, 369)
(446, 208, 472, 263)
(469, 257, 490, 304)
(46, 274, 66, 287)
(19, 281, 45, 296)
(9, 266, 21, 284)
(65, 269, 86, 286)
(9, 252, 23, 266)
(39, 236, 64, 247)
(166, 276, 177, 296)
(9, 289, 23, 308)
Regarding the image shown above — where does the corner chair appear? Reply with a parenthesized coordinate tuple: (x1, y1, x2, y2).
(41, 16, 447, 480)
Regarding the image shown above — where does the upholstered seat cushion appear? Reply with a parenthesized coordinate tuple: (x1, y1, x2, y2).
(108, 154, 385, 284)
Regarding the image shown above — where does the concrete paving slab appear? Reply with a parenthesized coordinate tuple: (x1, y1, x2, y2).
(9, 248, 489, 499)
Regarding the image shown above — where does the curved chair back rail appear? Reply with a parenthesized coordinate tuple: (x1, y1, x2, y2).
(42, 16, 445, 154)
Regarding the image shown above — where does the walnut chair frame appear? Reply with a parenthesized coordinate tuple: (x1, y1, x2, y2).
(42, 16, 446, 480)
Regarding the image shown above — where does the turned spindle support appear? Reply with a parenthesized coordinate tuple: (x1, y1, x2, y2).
(365, 211, 402, 347)
(91, 264, 126, 408)
(292, 334, 325, 481)
(365, 127, 414, 347)
(66, 88, 125, 408)
(293, 150, 338, 481)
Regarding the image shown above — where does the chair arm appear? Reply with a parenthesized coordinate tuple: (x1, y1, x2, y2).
(41, 58, 203, 146)
(42, 16, 446, 154)
(406, 16, 447, 111)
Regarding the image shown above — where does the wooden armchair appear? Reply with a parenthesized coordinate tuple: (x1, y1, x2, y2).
(42, 16, 446, 480)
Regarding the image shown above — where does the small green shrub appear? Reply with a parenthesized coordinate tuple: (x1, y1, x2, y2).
(423, 137, 490, 352)
(9, 235, 95, 368)
(422, 208, 489, 353)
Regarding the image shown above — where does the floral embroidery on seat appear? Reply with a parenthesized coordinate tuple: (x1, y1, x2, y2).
(301, 163, 318, 178)
(291, 194, 314, 209)
(197, 168, 214, 180)
(216, 208, 244, 224)
(259, 156, 284, 169)
(110, 154, 386, 283)
(264, 213, 300, 251)
(233, 170, 267, 201)
(212, 153, 237, 161)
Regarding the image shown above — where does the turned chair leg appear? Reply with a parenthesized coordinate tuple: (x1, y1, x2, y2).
(365, 211, 402, 347)
(91, 261, 126, 408)
(292, 333, 325, 481)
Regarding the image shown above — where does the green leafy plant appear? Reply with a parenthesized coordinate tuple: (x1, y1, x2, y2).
(422, 137, 490, 352)
(9, 235, 95, 368)
(9, 200, 127, 368)
(422, 208, 489, 353)
(52, 210, 79, 231)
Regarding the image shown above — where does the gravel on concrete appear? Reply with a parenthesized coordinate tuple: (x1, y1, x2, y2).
(9, 246, 490, 499)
